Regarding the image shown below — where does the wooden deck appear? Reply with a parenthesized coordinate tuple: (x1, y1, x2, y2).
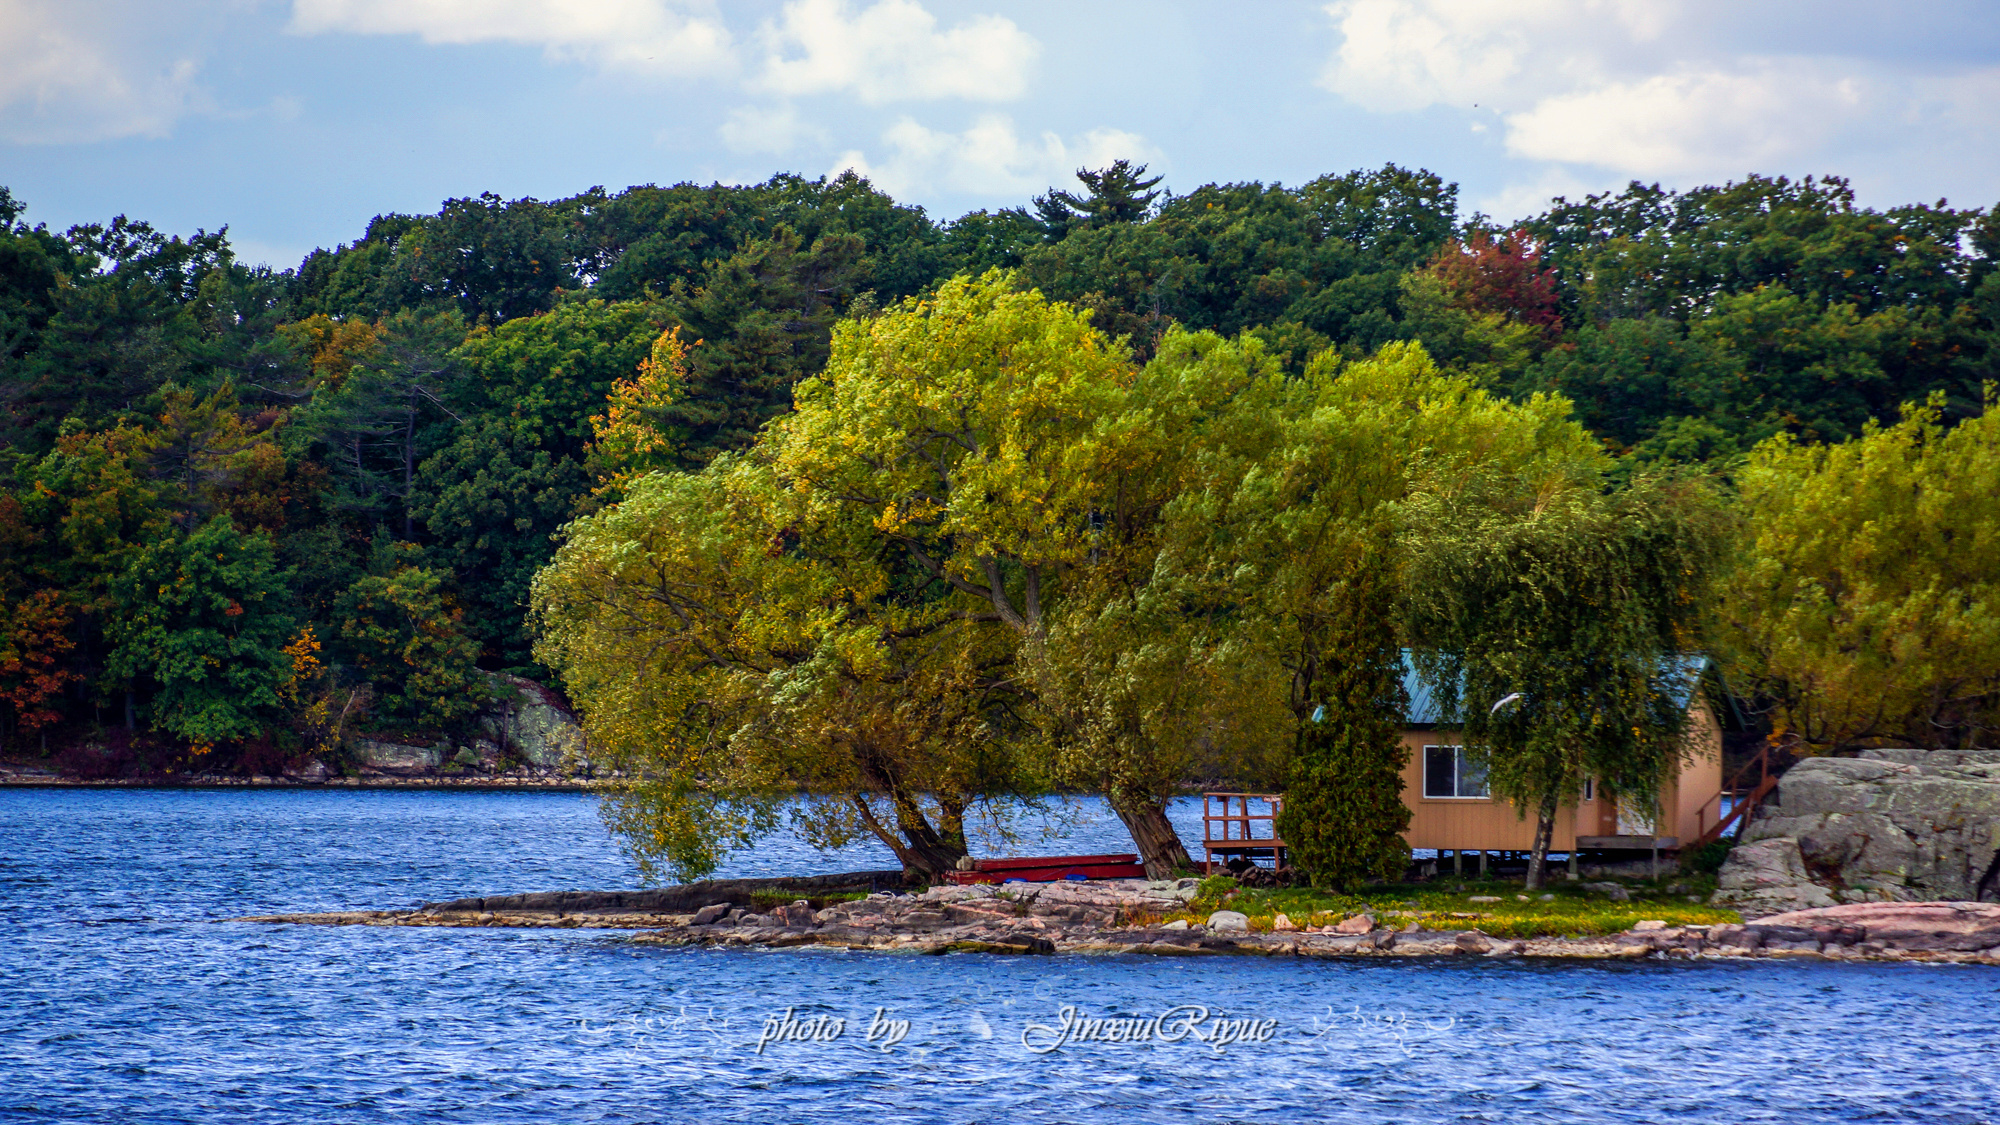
(1574, 835, 1680, 850)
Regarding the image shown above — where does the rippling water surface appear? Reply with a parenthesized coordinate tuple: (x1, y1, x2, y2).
(2, 789, 1994, 1124)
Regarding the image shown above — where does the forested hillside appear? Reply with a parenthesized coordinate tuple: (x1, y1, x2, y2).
(0, 164, 1994, 777)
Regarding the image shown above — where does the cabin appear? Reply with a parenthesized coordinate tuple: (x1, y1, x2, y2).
(1201, 658, 1732, 874)
(1398, 658, 1725, 868)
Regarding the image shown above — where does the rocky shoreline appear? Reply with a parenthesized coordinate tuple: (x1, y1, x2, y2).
(1, 766, 593, 790)
(240, 877, 2000, 965)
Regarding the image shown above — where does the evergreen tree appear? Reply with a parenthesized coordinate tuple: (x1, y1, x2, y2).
(1031, 160, 1164, 238)
(661, 226, 867, 464)
(292, 309, 467, 535)
(1273, 541, 1411, 890)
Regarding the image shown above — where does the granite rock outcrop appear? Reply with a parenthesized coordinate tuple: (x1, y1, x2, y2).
(1715, 748, 2000, 917)
(340, 673, 592, 779)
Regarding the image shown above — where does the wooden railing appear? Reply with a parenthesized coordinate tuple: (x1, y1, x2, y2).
(1201, 792, 1285, 874)
(1691, 745, 1782, 849)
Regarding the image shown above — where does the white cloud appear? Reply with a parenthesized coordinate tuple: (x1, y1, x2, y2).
(288, 0, 736, 77)
(1318, 0, 2000, 184)
(1319, 0, 1671, 114)
(829, 114, 1151, 200)
(758, 0, 1039, 104)
(1504, 64, 1864, 179)
(0, 0, 207, 143)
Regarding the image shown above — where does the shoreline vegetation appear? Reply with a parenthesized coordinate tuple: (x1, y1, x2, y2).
(240, 873, 2000, 965)
(3, 167, 1995, 896)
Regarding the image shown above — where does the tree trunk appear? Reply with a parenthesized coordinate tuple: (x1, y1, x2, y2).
(1111, 796, 1193, 880)
(889, 789, 966, 876)
(402, 407, 416, 539)
(1525, 793, 1558, 890)
(850, 792, 966, 881)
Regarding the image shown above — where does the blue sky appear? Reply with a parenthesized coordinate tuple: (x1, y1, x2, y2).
(4, 0, 1998, 269)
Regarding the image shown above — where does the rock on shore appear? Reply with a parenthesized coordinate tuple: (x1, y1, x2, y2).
(340, 672, 593, 780)
(1715, 748, 2000, 918)
(1748, 901, 2000, 953)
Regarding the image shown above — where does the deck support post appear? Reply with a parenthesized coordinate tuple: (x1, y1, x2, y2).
(1477, 850, 1486, 876)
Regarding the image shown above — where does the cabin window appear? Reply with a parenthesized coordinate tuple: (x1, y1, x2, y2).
(1423, 745, 1489, 799)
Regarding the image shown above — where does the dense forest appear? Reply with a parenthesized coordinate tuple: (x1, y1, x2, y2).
(0, 163, 1995, 809)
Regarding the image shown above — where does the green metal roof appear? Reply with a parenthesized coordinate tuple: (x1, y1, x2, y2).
(1399, 653, 1712, 725)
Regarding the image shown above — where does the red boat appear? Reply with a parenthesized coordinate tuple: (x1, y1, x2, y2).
(942, 853, 1146, 884)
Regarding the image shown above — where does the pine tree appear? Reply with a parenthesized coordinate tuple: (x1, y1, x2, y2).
(1031, 160, 1163, 238)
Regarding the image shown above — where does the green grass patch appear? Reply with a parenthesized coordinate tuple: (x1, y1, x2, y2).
(746, 890, 868, 911)
(1170, 876, 1741, 939)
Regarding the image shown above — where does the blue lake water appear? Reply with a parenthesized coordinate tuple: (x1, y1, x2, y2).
(1, 789, 1994, 1124)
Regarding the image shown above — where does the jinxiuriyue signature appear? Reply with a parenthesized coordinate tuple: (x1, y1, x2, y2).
(1020, 1005, 1278, 1054)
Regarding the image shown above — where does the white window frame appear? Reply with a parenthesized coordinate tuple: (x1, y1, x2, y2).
(1422, 744, 1491, 801)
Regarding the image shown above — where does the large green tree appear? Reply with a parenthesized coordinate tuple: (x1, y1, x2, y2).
(535, 272, 1139, 878)
(336, 559, 484, 731)
(104, 516, 295, 744)
(1519, 174, 1994, 457)
(411, 416, 590, 669)
(1720, 396, 2000, 751)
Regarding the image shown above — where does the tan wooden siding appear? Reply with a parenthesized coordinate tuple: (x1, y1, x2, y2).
(1398, 699, 1723, 852)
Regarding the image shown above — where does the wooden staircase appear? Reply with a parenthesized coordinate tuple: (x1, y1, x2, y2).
(1690, 745, 1783, 849)
(1201, 792, 1287, 874)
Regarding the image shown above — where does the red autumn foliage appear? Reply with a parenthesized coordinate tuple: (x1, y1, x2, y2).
(1427, 229, 1563, 336)
(0, 589, 79, 734)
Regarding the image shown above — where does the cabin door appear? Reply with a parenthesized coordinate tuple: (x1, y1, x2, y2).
(1596, 795, 1619, 836)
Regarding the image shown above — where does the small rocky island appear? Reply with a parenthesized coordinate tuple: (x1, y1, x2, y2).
(241, 747, 2000, 964)
(246, 876, 2000, 964)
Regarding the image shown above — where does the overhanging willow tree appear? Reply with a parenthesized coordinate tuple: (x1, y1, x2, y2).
(534, 274, 1140, 880)
(531, 455, 1040, 882)
(1402, 469, 1727, 889)
(764, 271, 1225, 874)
